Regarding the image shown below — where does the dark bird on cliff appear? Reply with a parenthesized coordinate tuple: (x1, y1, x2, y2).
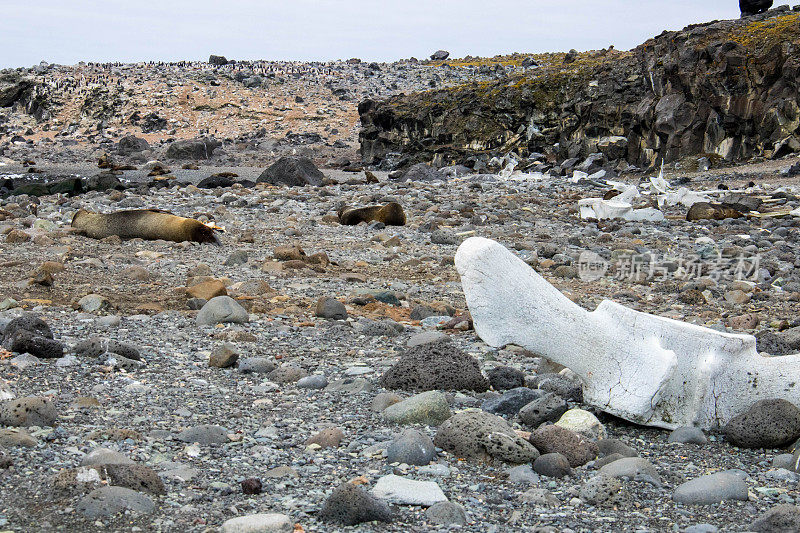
(740, 0, 773, 16)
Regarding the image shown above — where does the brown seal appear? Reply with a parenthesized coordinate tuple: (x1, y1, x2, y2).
(71, 209, 220, 244)
(686, 202, 744, 222)
(338, 202, 406, 226)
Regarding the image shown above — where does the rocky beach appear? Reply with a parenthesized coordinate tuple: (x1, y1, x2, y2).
(3, 5, 800, 533)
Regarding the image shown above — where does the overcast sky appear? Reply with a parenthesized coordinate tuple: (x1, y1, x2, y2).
(2, 0, 754, 67)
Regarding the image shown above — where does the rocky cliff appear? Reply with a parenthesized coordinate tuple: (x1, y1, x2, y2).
(359, 8, 800, 171)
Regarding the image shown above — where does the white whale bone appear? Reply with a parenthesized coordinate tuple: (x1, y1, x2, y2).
(455, 237, 800, 429)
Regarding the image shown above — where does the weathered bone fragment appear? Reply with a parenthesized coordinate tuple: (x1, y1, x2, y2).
(455, 237, 800, 430)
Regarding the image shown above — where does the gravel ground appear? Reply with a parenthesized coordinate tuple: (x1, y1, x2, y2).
(2, 160, 800, 532)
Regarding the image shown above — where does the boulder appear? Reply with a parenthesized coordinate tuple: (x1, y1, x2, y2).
(257, 157, 324, 187)
(383, 391, 451, 426)
(434, 410, 539, 463)
(529, 425, 598, 467)
(76, 486, 155, 518)
(749, 504, 800, 533)
(319, 483, 393, 525)
(117, 135, 149, 155)
(518, 393, 569, 428)
(165, 138, 221, 160)
(724, 399, 800, 448)
(673, 472, 748, 505)
(380, 340, 488, 392)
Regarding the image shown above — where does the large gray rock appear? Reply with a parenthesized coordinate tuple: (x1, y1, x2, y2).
(386, 429, 437, 465)
(0, 396, 58, 427)
(165, 138, 221, 160)
(77, 486, 155, 518)
(117, 135, 150, 155)
(319, 482, 393, 525)
(4, 329, 63, 359)
(673, 472, 748, 505)
(383, 391, 451, 426)
(315, 298, 347, 320)
(598, 457, 662, 487)
(533, 452, 572, 478)
(724, 399, 800, 448)
(425, 501, 467, 526)
(395, 163, 445, 182)
(2, 314, 52, 339)
(434, 410, 539, 464)
(257, 157, 324, 187)
(196, 296, 249, 326)
(380, 341, 488, 392)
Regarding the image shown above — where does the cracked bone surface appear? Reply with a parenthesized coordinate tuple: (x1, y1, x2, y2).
(455, 237, 800, 430)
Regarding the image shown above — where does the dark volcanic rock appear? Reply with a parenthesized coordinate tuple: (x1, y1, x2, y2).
(141, 113, 167, 133)
(430, 50, 450, 61)
(86, 173, 123, 192)
(724, 399, 800, 448)
(0, 73, 33, 108)
(165, 138, 220, 160)
(359, 11, 800, 169)
(117, 135, 150, 155)
(4, 329, 64, 359)
(393, 163, 445, 182)
(380, 340, 489, 392)
(257, 156, 324, 187)
(209, 55, 229, 66)
(481, 387, 541, 416)
(197, 175, 235, 189)
(749, 504, 800, 532)
(3, 314, 53, 340)
(487, 366, 526, 390)
(518, 393, 569, 428)
(319, 483, 393, 526)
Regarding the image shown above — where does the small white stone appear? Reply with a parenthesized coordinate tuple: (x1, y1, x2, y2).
(555, 409, 606, 439)
(372, 474, 448, 506)
(219, 513, 293, 533)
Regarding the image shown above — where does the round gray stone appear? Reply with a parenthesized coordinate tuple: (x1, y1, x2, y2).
(673, 472, 749, 505)
(176, 424, 229, 445)
(668, 426, 708, 445)
(77, 486, 155, 518)
(196, 296, 249, 326)
(386, 429, 437, 466)
(425, 501, 467, 526)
